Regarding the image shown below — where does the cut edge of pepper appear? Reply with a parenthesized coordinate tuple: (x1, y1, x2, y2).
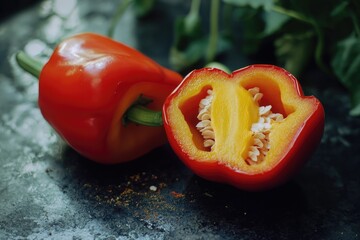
(165, 66, 320, 174)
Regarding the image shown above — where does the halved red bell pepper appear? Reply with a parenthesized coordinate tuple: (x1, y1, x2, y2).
(17, 33, 182, 164)
(163, 65, 324, 191)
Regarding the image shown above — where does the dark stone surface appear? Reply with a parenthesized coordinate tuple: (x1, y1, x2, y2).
(0, 1, 359, 239)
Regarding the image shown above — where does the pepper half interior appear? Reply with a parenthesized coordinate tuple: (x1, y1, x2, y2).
(196, 85, 285, 166)
(168, 68, 315, 174)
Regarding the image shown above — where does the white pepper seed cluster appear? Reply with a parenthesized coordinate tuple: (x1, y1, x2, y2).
(246, 87, 284, 164)
(196, 89, 215, 149)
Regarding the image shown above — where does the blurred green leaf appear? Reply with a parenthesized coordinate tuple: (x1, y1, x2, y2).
(172, 0, 202, 51)
(331, 1, 349, 17)
(275, 32, 313, 76)
(234, 7, 264, 54)
(262, 10, 289, 36)
(183, 12, 202, 37)
(170, 38, 206, 71)
(134, 0, 156, 17)
(170, 34, 231, 71)
(223, 0, 274, 10)
(166, 0, 360, 116)
(170, 11, 203, 70)
(170, 0, 229, 70)
(332, 34, 360, 116)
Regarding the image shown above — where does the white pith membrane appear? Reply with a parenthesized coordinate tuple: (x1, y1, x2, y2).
(195, 87, 284, 165)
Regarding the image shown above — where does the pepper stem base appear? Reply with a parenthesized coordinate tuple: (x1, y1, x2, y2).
(15, 51, 43, 78)
(124, 105, 163, 127)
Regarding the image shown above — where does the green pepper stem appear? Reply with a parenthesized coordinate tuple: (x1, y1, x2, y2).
(15, 51, 163, 127)
(15, 51, 44, 78)
(125, 105, 163, 127)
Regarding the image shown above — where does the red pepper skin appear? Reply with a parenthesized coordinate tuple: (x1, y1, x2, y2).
(39, 33, 182, 164)
(163, 65, 325, 191)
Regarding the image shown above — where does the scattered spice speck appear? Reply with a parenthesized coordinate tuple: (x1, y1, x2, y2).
(204, 192, 213, 198)
(82, 171, 182, 219)
(149, 185, 157, 191)
(171, 191, 185, 199)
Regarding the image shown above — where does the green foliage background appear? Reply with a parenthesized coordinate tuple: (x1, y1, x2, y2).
(117, 0, 360, 116)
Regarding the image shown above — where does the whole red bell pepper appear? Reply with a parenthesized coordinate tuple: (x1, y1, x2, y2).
(163, 65, 324, 191)
(16, 33, 182, 164)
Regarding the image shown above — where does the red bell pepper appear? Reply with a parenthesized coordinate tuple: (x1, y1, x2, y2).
(163, 65, 325, 191)
(16, 33, 182, 164)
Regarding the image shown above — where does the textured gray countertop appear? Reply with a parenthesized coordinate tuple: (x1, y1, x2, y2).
(0, 1, 359, 239)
